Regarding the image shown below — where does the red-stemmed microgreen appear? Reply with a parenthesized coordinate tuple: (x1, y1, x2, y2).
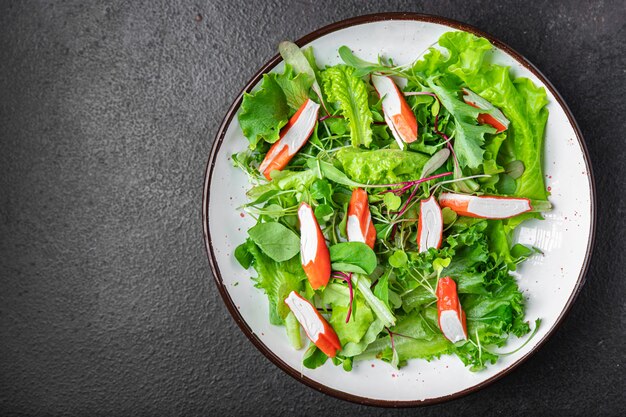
(318, 114, 344, 123)
(378, 171, 453, 218)
(332, 271, 354, 323)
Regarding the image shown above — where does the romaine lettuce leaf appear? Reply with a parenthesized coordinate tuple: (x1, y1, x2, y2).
(321, 65, 373, 148)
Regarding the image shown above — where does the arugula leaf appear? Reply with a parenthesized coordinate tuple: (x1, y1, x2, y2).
(427, 78, 496, 168)
(248, 222, 300, 262)
(321, 65, 373, 147)
(329, 242, 377, 275)
(238, 73, 290, 149)
(338, 46, 388, 77)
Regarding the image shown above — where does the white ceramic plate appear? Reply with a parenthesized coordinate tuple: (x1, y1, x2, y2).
(202, 13, 595, 406)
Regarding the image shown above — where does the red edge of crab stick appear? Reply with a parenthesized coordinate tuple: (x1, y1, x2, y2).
(346, 188, 376, 249)
(371, 74, 418, 146)
(284, 291, 341, 357)
(438, 192, 532, 219)
(417, 196, 443, 253)
(259, 99, 321, 180)
(298, 202, 331, 290)
(462, 88, 510, 133)
(436, 277, 468, 343)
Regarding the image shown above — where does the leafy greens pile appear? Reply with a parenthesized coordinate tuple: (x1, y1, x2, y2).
(233, 31, 548, 371)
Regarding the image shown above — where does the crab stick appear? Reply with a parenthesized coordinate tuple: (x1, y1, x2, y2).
(371, 74, 418, 147)
(462, 88, 510, 133)
(259, 99, 320, 180)
(346, 188, 376, 249)
(438, 193, 532, 219)
(417, 196, 443, 252)
(285, 291, 341, 357)
(298, 202, 331, 289)
(436, 277, 467, 343)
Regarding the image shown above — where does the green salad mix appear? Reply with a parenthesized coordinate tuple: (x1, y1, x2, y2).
(232, 31, 549, 371)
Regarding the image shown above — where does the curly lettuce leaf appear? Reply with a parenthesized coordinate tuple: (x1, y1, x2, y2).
(238, 239, 306, 325)
(275, 64, 314, 111)
(322, 283, 375, 345)
(238, 73, 290, 149)
(431, 31, 549, 200)
(357, 309, 452, 366)
(334, 147, 430, 184)
(321, 65, 373, 148)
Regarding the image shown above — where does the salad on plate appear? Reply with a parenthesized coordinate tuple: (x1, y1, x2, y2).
(232, 30, 550, 372)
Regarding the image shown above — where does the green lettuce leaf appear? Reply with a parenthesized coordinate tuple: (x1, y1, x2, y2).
(427, 78, 496, 169)
(238, 73, 290, 149)
(247, 169, 317, 200)
(329, 290, 375, 345)
(357, 309, 452, 366)
(275, 64, 314, 111)
(432, 31, 549, 200)
(334, 147, 430, 184)
(321, 65, 373, 148)
(242, 239, 306, 325)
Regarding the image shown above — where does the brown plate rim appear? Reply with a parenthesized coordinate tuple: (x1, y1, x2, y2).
(202, 12, 596, 407)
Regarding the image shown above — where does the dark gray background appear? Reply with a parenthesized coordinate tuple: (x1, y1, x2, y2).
(1, 0, 624, 416)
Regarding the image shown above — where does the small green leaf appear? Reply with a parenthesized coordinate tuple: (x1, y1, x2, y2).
(433, 257, 451, 277)
(234, 240, 254, 269)
(373, 273, 390, 309)
(329, 242, 377, 275)
(497, 174, 517, 195)
(431, 98, 440, 117)
(310, 179, 332, 202)
(388, 250, 408, 268)
(302, 344, 329, 369)
(338, 203, 349, 239)
(442, 207, 457, 225)
(505, 160, 525, 180)
(243, 190, 282, 207)
(275, 65, 314, 111)
(511, 243, 534, 259)
(383, 193, 402, 211)
(248, 222, 300, 262)
(314, 204, 334, 222)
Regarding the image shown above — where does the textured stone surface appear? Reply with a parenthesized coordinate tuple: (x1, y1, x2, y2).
(0, 0, 624, 415)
